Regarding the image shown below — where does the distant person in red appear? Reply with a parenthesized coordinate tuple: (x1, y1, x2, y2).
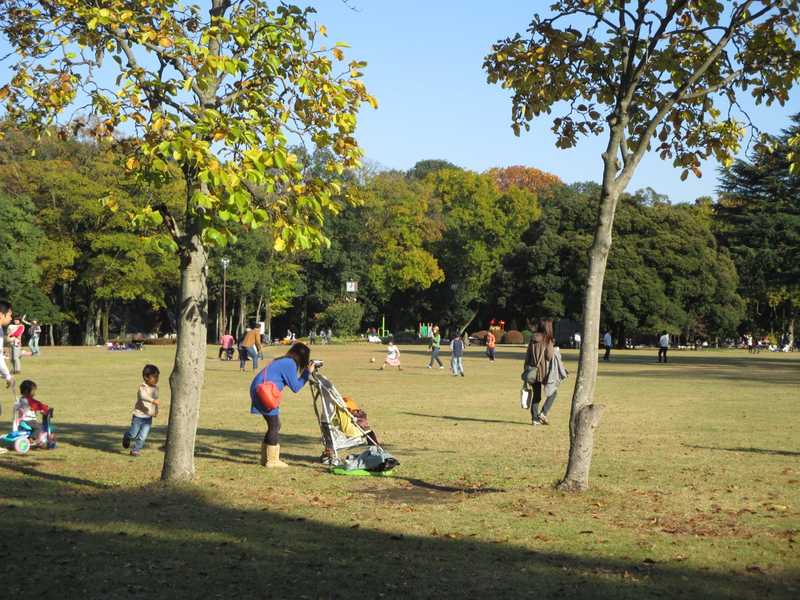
(218, 332, 235, 360)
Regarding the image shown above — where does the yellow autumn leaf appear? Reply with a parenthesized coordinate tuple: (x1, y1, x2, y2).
(319, 25, 327, 35)
(332, 47, 344, 61)
(159, 37, 174, 48)
(125, 157, 139, 170)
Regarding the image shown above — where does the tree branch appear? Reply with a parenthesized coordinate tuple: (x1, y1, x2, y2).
(681, 69, 743, 100)
(618, 0, 760, 186)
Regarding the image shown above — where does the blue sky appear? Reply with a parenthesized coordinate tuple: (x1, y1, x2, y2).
(309, 0, 798, 202)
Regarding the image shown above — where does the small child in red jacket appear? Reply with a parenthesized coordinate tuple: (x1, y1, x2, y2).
(13, 379, 50, 446)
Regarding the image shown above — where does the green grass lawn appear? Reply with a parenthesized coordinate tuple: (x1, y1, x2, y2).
(1, 344, 798, 599)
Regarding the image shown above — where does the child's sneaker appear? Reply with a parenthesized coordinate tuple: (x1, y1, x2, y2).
(122, 434, 131, 449)
(130, 449, 141, 457)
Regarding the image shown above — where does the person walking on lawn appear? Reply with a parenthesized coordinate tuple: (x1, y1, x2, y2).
(658, 330, 670, 363)
(486, 330, 497, 362)
(21, 316, 42, 356)
(240, 325, 262, 371)
(427, 326, 444, 369)
(0, 300, 15, 391)
(450, 333, 465, 376)
(603, 330, 613, 361)
(523, 319, 567, 426)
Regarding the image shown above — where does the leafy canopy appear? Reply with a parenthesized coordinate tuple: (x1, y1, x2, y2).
(715, 113, 800, 329)
(485, 1, 800, 184)
(0, 0, 377, 251)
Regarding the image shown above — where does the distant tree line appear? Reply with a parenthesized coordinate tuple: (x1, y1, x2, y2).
(0, 116, 797, 346)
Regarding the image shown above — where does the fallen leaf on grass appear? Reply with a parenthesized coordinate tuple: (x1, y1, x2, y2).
(746, 565, 766, 575)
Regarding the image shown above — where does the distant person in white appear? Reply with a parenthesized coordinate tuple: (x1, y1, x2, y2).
(0, 300, 15, 389)
(658, 331, 669, 363)
(602, 331, 613, 361)
(573, 331, 581, 350)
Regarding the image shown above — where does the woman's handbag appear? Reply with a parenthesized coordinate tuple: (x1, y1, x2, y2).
(520, 384, 532, 409)
(255, 370, 283, 411)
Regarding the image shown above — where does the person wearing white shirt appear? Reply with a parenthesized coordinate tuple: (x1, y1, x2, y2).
(658, 331, 670, 363)
(602, 331, 613, 361)
(573, 331, 581, 350)
(0, 300, 14, 388)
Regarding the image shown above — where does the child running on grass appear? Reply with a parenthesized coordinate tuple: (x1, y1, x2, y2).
(122, 364, 160, 457)
(380, 337, 402, 371)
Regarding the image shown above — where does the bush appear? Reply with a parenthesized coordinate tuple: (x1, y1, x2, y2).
(472, 330, 489, 343)
(502, 330, 524, 344)
(321, 301, 364, 336)
(393, 330, 421, 344)
(143, 337, 177, 346)
(522, 330, 534, 344)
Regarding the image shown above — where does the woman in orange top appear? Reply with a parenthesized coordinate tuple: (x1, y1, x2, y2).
(486, 330, 496, 362)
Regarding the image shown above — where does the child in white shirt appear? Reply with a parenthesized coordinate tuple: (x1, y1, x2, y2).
(380, 338, 402, 371)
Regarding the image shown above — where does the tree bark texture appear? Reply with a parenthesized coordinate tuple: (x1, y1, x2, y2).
(558, 158, 621, 491)
(558, 404, 605, 492)
(161, 231, 208, 482)
(83, 302, 98, 346)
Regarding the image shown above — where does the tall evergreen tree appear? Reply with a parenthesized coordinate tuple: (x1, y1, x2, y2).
(716, 114, 800, 342)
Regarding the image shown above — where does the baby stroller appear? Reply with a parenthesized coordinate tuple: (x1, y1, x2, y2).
(309, 361, 398, 474)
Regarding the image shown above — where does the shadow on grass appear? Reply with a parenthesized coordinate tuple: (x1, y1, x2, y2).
(55, 422, 321, 463)
(0, 476, 795, 599)
(684, 444, 800, 457)
(401, 411, 528, 426)
(0, 459, 111, 489)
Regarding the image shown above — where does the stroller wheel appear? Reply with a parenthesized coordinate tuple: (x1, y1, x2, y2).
(14, 437, 30, 454)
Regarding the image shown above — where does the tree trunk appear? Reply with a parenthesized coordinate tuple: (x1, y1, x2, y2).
(459, 308, 480, 336)
(48, 323, 54, 346)
(256, 294, 264, 324)
(102, 302, 111, 343)
(789, 316, 795, 350)
(161, 230, 208, 482)
(83, 302, 98, 346)
(266, 292, 272, 343)
(59, 323, 70, 346)
(558, 166, 620, 492)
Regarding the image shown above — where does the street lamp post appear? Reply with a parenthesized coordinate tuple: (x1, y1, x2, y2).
(221, 257, 230, 337)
